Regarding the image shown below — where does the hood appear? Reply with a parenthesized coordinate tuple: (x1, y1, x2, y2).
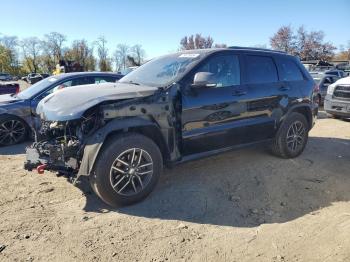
(36, 82, 158, 121)
(334, 76, 350, 86)
(0, 94, 20, 104)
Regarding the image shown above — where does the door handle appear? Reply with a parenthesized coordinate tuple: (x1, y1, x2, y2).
(279, 86, 290, 91)
(233, 90, 247, 96)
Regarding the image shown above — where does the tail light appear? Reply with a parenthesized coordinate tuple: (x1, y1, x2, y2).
(15, 84, 20, 94)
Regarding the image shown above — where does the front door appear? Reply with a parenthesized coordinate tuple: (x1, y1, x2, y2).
(181, 53, 249, 155)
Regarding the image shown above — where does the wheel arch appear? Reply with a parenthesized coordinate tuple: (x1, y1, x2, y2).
(279, 104, 314, 131)
(77, 117, 170, 177)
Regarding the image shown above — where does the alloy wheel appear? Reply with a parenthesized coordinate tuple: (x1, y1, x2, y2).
(286, 120, 305, 152)
(109, 148, 153, 196)
(0, 119, 26, 145)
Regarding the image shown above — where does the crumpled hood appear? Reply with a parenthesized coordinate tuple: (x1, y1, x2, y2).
(37, 82, 158, 121)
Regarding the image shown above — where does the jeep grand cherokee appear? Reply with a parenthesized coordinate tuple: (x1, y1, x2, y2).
(24, 47, 317, 206)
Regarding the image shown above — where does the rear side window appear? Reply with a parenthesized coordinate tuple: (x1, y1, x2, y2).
(246, 55, 278, 84)
(278, 58, 304, 81)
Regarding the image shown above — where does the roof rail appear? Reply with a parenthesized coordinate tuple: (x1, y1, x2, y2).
(228, 46, 287, 54)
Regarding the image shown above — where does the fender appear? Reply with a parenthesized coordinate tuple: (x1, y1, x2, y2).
(77, 116, 166, 177)
(277, 102, 315, 130)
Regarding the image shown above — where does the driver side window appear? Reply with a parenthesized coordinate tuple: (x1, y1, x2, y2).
(193, 54, 240, 88)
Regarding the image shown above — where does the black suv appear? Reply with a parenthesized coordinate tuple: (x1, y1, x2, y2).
(25, 47, 317, 206)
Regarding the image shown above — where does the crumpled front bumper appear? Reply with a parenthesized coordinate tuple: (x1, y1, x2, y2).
(24, 144, 79, 174)
(24, 147, 47, 171)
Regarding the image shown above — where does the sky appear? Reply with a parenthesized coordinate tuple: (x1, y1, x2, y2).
(1, 0, 349, 59)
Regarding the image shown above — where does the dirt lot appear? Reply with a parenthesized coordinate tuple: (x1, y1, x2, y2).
(0, 111, 349, 262)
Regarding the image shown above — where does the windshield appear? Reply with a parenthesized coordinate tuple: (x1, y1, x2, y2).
(119, 53, 203, 87)
(17, 76, 58, 99)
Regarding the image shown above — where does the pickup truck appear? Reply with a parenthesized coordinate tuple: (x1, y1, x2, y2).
(0, 83, 20, 95)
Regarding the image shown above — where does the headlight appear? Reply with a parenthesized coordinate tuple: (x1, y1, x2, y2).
(327, 84, 336, 95)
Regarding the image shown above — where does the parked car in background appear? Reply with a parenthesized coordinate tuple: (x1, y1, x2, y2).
(0, 72, 123, 146)
(0, 73, 12, 81)
(24, 47, 317, 206)
(324, 76, 350, 119)
(27, 73, 50, 84)
(324, 69, 347, 78)
(311, 73, 340, 105)
(0, 83, 20, 95)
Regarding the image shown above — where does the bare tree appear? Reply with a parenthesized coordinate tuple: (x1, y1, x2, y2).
(95, 36, 112, 71)
(43, 32, 66, 63)
(271, 25, 336, 61)
(334, 41, 350, 60)
(114, 44, 130, 71)
(131, 44, 145, 66)
(270, 25, 297, 54)
(20, 37, 41, 73)
(180, 34, 222, 50)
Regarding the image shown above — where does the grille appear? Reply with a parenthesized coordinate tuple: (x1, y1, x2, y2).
(334, 85, 350, 99)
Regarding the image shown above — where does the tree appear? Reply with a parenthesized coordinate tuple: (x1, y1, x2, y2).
(0, 35, 20, 75)
(180, 34, 217, 50)
(114, 44, 130, 71)
(20, 37, 41, 73)
(131, 44, 145, 66)
(43, 32, 66, 63)
(0, 44, 12, 72)
(64, 40, 96, 71)
(334, 41, 350, 60)
(270, 25, 337, 61)
(95, 36, 112, 71)
(270, 25, 297, 54)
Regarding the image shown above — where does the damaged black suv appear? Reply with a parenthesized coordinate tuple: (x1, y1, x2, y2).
(25, 47, 317, 206)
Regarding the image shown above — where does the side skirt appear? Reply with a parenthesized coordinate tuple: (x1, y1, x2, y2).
(167, 138, 273, 167)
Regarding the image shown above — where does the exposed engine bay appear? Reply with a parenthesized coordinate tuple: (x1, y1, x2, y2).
(24, 107, 100, 176)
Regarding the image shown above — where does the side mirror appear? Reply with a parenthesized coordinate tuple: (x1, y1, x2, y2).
(192, 72, 217, 88)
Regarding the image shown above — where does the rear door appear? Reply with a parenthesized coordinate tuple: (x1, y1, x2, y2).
(241, 54, 282, 141)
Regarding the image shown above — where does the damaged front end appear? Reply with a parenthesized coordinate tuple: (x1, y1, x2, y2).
(24, 107, 100, 178)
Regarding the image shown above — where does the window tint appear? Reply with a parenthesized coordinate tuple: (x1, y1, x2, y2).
(278, 59, 304, 81)
(194, 54, 240, 87)
(246, 55, 278, 84)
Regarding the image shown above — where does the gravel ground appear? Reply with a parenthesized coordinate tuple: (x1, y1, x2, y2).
(0, 111, 349, 262)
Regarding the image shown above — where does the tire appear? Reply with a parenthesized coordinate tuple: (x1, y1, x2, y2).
(90, 133, 163, 207)
(331, 114, 343, 119)
(271, 112, 309, 158)
(0, 115, 28, 146)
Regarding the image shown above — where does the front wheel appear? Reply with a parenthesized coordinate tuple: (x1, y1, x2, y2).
(271, 112, 309, 158)
(0, 115, 28, 146)
(90, 133, 163, 207)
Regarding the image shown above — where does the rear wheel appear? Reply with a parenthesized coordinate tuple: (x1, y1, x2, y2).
(328, 114, 343, 119)
(271, 112, 309, 158)
(0, 115, 28, 146)
(90, 133, 163, 207)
